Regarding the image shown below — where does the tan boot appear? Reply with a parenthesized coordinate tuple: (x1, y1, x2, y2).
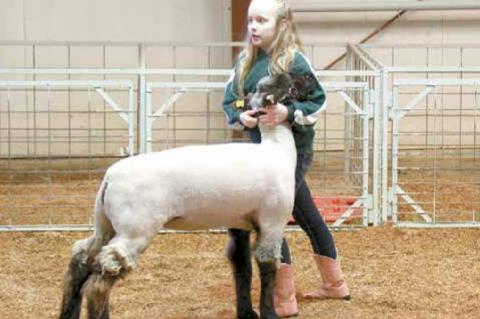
(303, 254, 351, 300)
(274, 263, 299, 317)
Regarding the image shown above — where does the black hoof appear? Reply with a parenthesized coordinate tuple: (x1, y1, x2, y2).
(238, 309, 259, 319)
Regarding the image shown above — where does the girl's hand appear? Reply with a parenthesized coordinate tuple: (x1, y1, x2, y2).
(258, 103, 288, 126)
(240, 110, 259, 128)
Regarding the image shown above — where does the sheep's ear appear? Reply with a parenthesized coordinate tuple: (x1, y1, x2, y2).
(266, 94, 275, 104)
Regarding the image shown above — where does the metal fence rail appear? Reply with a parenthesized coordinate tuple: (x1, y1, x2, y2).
(2, 41, 478, 230)
(0, 75, 374, 231)
(0, 77, 376, 231)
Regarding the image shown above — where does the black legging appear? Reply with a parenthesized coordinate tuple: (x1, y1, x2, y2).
(280, 153, 337, 264)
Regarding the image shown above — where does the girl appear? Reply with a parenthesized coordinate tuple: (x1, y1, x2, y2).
(222, 0, 350, 317)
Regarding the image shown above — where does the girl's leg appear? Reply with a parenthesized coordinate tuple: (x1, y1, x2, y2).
(292, 179, 337, 259)
(293, 154, 350, 300)
(293, 153, 336, 258)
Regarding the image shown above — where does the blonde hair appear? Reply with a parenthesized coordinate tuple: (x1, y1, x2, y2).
(236, 0, 303, 97)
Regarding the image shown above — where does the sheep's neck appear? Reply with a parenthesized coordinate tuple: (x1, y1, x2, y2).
(259, 122, 297, 167)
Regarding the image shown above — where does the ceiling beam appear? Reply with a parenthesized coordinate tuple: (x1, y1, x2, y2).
(292, 1, 480, 12)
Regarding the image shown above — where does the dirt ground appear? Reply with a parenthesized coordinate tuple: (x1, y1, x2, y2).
(1, 227, 479, 319)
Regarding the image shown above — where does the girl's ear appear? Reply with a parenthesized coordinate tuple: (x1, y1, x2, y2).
(279, 18, 287, 30)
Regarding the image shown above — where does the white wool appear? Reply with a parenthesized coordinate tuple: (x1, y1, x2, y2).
(93, 122, 296, 264)
(103, 123, 295, 232)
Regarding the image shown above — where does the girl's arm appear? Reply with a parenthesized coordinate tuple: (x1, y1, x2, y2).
(223, 77, 241, 124)
(223, 57, 260, 130)
(224, 84, 259, 129)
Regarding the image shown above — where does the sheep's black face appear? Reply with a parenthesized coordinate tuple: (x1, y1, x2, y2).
(247, 73, 316, 112)
(290, 74, 317, 101)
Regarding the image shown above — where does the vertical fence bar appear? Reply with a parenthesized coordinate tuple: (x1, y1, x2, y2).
(32, 44, 37, 156)
(102, 45, 107, 161)
(145, 83, 152, 153)
(372, 71, 382, 225)
(7, 88, 13, 226)
(460, 48, 464, 165)
(172, 45, 177, 149)
(207, 46, 211, 144)
(46, 85, 52, 224)
(87, 86, 93, 225)
(391, 85, 399, 223)
(473, 84, 478, 222)
(432, 90, 438, 223)
(138, 44, 147, 154)
(128, 84, 135, 155)
(363, 86, 370, 226)
(67, 44, 72, 184)
(344, 90, 352, 176)
(381, 69, 389, 224)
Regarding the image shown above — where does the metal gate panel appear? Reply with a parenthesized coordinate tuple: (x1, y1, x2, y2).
(0, 80, 134, 231)
(390, 79, 480, 227)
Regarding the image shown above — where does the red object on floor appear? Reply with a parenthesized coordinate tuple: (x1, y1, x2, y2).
(287, 196, 361, 225)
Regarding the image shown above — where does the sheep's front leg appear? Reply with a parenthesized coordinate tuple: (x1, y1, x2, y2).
(257, 260, 278, 319)
(226, 229, 259, 319)
(254, 229, 283, 319)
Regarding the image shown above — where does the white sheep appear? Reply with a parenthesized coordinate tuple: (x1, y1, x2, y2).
(58, 73, 299, 319)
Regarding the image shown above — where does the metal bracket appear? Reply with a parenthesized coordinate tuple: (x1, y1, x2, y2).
(337, 90, 365, 115)
(95, 87, 129, 123)
(153, 90, 186, 117)
(396, 186, 433, 223)
(331, 198, 363, 227)
(394, 85, 435, 119)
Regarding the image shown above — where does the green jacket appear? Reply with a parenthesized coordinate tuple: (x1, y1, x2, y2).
(222, 49, 326, 154)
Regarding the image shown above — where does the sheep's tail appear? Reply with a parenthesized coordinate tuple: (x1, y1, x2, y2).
(93, 176, 115, 244)
(70, 176, 114, 260)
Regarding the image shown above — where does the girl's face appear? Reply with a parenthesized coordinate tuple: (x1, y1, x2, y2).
(247, 0, 279, 51)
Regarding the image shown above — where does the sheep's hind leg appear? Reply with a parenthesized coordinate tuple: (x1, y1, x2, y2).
(59, 237, 96, 319)
(84, 236, 152, 319)
(226, 229, 259, 319)
(84, 270, 117, 319)
(254, 229, 283, 319)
